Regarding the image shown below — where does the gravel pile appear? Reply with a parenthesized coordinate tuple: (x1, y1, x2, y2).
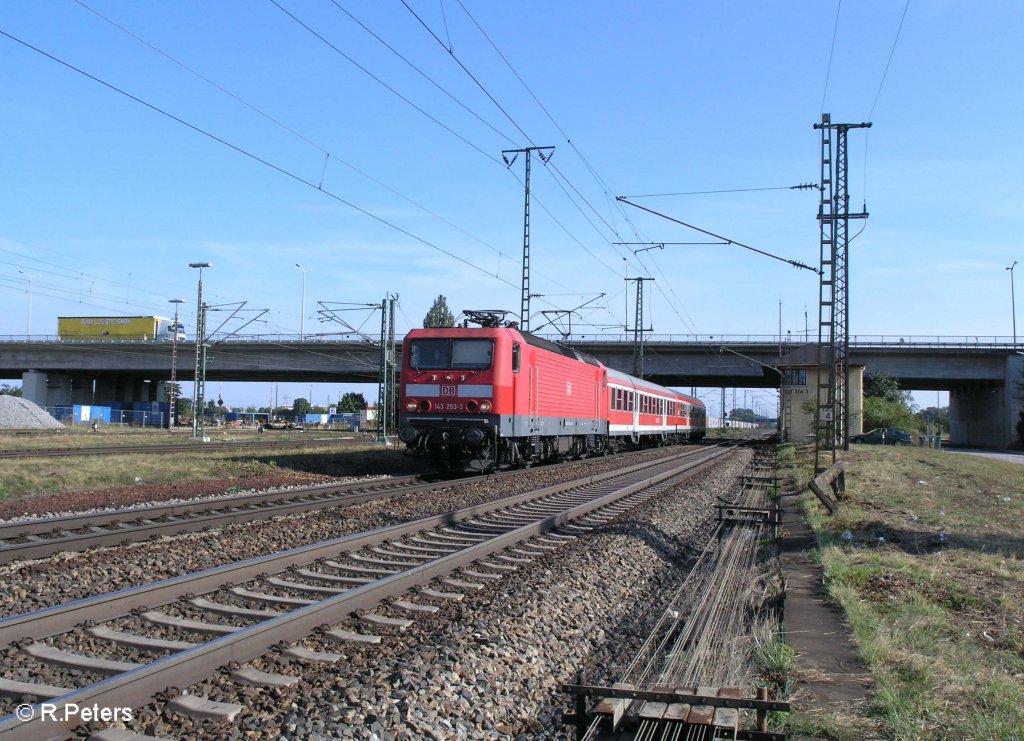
(0, 396, 63, 430)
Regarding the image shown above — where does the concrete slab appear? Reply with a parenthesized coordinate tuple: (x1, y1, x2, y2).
(779, 490, 873, 712)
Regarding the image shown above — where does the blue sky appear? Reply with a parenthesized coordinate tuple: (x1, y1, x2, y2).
(2, 1, 1020, 412)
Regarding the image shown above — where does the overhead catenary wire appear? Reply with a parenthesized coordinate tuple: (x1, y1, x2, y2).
(451, 0, 653, 249)
(400, 0, 647, 317)
(0, 29, 525, 299)
(72, 0, 554, 287)
(862, 0, 911, 206)
(820, 0, 843, 116)
(616, 197, 820, 274)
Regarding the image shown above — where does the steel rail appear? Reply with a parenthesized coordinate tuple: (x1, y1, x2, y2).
(0, 476, 427, 564)
(0, 446, 729, 647)
(0, 445, 735, 740)
(0, 436, 355, 460)
(0, 445, 696, 564)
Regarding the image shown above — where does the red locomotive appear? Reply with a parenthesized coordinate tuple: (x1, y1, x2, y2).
(398, 311, 706, 471)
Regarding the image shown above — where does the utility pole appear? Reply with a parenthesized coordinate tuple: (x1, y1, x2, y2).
(625, 277, 654, 378)
(168, 298, 185, 430)
(188, 262, 212, 441)
(813, 113, 871, 479)
(376, 294, 398, 444)
(502, 146, 554, 332)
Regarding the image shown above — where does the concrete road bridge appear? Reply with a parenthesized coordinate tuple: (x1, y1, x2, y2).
(1, 333, 1020, 448)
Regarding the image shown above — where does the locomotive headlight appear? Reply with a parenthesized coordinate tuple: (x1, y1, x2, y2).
(479, 401, 492, 413)
(405, 400, 418, 412)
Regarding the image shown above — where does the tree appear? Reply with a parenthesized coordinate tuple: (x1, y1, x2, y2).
(864, 371, 913, 406)
(162, 382, 183, 403)
(423, 295, 455, 328)
(0, 384, 22, 397)
(338, 392, 368, 412)
(863, 396, 919, 432)
(861, 370, 919, 431)
(292, 397, 312, 418)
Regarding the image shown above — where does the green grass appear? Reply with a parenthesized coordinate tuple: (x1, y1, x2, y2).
(789, 444, 1024, 740)
(0, 437, 422, 500)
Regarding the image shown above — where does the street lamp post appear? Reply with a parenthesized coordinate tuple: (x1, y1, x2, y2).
(1008, 261, 1018, 349)
(295, 263, 311, 341)
(168, 298, 185, 430)
(719, 346, 787, 441)
(17, 270, 37, 337)
(189, 263, 212, 441)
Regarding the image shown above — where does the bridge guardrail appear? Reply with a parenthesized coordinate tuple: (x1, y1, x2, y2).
(1, 334, 1021, 349)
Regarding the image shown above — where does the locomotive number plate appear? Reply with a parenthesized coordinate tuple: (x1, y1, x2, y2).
(438, 402, 464, 411)
(440, 385, 457, 396)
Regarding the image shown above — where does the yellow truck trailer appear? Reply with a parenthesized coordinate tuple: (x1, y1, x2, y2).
(58, 316, 185, 341)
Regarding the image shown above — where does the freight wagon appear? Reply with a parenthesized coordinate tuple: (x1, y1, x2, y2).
(58, 316, 185, 342)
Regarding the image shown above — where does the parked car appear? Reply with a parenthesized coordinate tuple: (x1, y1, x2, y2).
(851, 428, 913, 446)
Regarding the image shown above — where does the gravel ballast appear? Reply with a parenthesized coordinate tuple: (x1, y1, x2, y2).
(110, 449, 753, 740)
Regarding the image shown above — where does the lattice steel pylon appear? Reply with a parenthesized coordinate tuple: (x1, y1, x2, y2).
(813, 113, 871, 479)
(626, 276, 654, 377)
(376, 294, 398, 444)
(502, 146, 554, 332)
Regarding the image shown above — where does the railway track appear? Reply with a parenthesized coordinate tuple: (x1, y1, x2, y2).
(0, 445, 710, 565)
(0, 474, 427, 565)
(0, 444, 738, 740)
(0, 435, 361, 460)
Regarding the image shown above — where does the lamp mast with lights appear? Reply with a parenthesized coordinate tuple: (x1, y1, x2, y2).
(1008, 261, 1018, 349)
(17, 271, 37, 337)
(295, 263, 311, 341)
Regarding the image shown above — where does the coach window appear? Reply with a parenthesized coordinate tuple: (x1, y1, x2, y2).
(512, 342, 520, 373)
(452, 339, 493, 369)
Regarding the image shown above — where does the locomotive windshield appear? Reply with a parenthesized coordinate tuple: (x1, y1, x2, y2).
(452, 339, 492, 369)
(409, 339, 493, 370)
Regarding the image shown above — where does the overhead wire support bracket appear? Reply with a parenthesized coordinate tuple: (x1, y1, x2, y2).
(614, 197, 820, 274)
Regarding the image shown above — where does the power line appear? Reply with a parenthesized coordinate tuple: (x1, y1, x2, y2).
(326, 0, 518, 147)
(862, 0, 911, 206)
(821, 0, 843, 116)
(0, 29, 521, 293)
(452, 0, 648, 247)
(269, 0, 501, 165)
(399, 0, 535, 147)
(615, 197, 820, 274)
(620, 184, 819, 198)
(867, 0, 911, 120)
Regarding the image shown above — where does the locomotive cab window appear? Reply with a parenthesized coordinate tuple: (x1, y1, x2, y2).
(409, 339, 450, 370)
(512, 342, 520, 373)
(411, 339, 493, 370)
(452, 339, 493, 369)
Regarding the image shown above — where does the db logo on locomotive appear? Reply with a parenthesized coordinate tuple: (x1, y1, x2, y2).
(440, 385, 457, 397)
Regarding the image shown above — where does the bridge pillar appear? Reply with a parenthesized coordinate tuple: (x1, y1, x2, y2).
(950, 354, 1024, 448)
(950, 386, 1005, 447)
(1007, 353, 1024, 447)
(21, 370, 47, 408)
(948, 356, 1020, 448)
